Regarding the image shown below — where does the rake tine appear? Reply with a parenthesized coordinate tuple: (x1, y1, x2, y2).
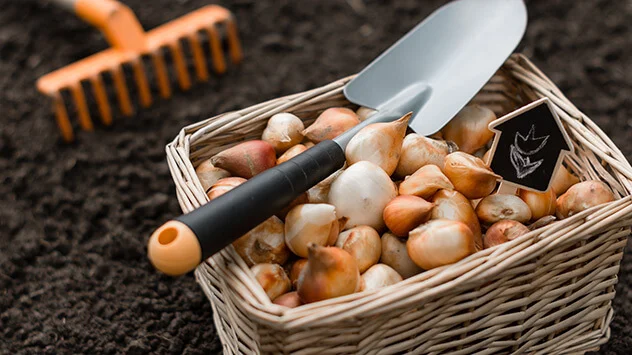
(131, 59, 152, 108)
(169, 41, 192, 90)
(90, 75, 112, 125)
(53, 93, 74, 142)
(111, 67, 133, 116)
(225, 17, 243, 64)
(70, 83, 93, 131)
(150, 51, 172, 99)
(207, 25, 226, 74)
(188, 33, 209, 81)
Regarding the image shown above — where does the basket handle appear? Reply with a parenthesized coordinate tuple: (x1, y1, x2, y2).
(147, 140, 346, 276)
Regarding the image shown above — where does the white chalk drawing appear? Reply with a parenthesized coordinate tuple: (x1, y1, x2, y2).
(510, 125, 549, 179)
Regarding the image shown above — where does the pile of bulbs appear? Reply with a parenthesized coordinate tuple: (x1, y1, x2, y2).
(196, 105, 616, 308)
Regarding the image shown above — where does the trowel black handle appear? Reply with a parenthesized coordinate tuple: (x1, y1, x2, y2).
(147, 140, 346, 276)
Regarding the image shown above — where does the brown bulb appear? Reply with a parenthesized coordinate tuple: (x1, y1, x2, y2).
(556, 180, 615, 219)
(302, 108, 360, 143)
(297, 244, 361, 304)
(407, 219, 476, 270)
(383, 195, 434, 237)
(210, 140, 276, 178)
(484, 220, 529, 249)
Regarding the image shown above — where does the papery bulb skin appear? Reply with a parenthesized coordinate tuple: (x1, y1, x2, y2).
(329, 161, 397, 231)
(395, 134, 458, 177)
(273, 291, 302, 308)
(361, 264, 403, 291)
(302, 108, 360, 143)
(262, 113, 305, 153)
(518, 188, 556, 220)
(335, 226, 382, 273)
(380, 232, 423, 279)
(210, 140, 276, 178)
(251, 263, 291, 301)
(233, 216, 289, 267)
(297, 244, 361, 304)
(398, 164, 454, 200)
(407, 219, 476, 270)
(195, 159, 230, 192)
(475, 194, 532, 224)
(431, 189, 483, 250)
(443, 152, 501, 199)
(284, 204, 339, 258)
(206, 177, 246, 200)
(556, 180, 615, 219)
(551, 165, 580, 196)
(345, 114, 409, 175)
(441, 104, 497, 154)
(383, 195, 434, 237)
(483, 220, 529, 249)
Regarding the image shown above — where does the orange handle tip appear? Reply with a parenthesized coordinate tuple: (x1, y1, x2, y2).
(147, 220, 202, 276)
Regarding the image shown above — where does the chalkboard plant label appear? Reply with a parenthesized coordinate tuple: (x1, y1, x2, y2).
(487, 98, 574, 192)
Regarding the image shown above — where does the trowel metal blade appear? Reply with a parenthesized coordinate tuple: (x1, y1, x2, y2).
(343, 0, 527, 136)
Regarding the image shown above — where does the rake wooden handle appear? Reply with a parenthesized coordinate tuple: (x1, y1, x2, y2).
(49, 0, 146, 50)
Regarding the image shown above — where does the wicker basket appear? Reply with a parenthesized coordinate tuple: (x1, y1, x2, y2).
(164, 53, 632, 354)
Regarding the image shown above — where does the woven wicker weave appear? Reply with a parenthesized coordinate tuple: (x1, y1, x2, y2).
(164, 53, 632, 354)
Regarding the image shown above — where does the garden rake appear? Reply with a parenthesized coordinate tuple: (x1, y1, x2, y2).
(36, 0, 243, 142)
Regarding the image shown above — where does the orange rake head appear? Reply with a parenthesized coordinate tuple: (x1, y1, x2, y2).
(36, 0, 243, 142)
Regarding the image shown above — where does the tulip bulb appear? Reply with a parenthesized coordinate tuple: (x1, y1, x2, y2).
(276, 193, 309, 221)
(475, 194, 532, 224)
(431, 189, 482, 250)
(251, 263, 291, 301)
(398, 164, 454, 199)
(302, 108, 360, 143)
(528, 215, 557, 230)
(441, 104, 497, 154)
(307, 168, 344, 204)
(484, 220, 529, 249)
(380, 232, 423, 278)
(556, 180, 615, 219)
(262, 113, 305, 153)
(329, 161, 398, 230)
(345, 114, 410, 175)
(195, 160, 230, 192)
(361, 264, 403, 291)
(289, 259, 308, 289)
(518, 188, 556, 220)
(551, 165, 581, 196)
(210, 140, 276, 178)
(395, 134, 458, 177)
(297, 244, 361, 304)
(277, 144, 308, 165)
(407, 219, 476, 270)
(284, 204, 340, 258)
(232, 216, 290, 267)
(356, 107, 377, 121)
(273, 291, 302, 308)
(383, 195, 434, 236)
(335, 226, 381, 273)
(206, 177, 246, 200)
(444, 152, 501, 199)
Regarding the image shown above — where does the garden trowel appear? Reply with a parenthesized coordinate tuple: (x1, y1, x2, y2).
(148, 0, 528, 276)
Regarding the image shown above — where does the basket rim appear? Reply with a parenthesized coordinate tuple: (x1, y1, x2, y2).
(165, 53, 632, 329)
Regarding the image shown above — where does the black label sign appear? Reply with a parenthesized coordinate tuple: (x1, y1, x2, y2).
(488, 98, 574, 192)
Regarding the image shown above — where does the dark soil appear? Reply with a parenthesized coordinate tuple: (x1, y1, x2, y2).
(0, 0, 630, 353)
